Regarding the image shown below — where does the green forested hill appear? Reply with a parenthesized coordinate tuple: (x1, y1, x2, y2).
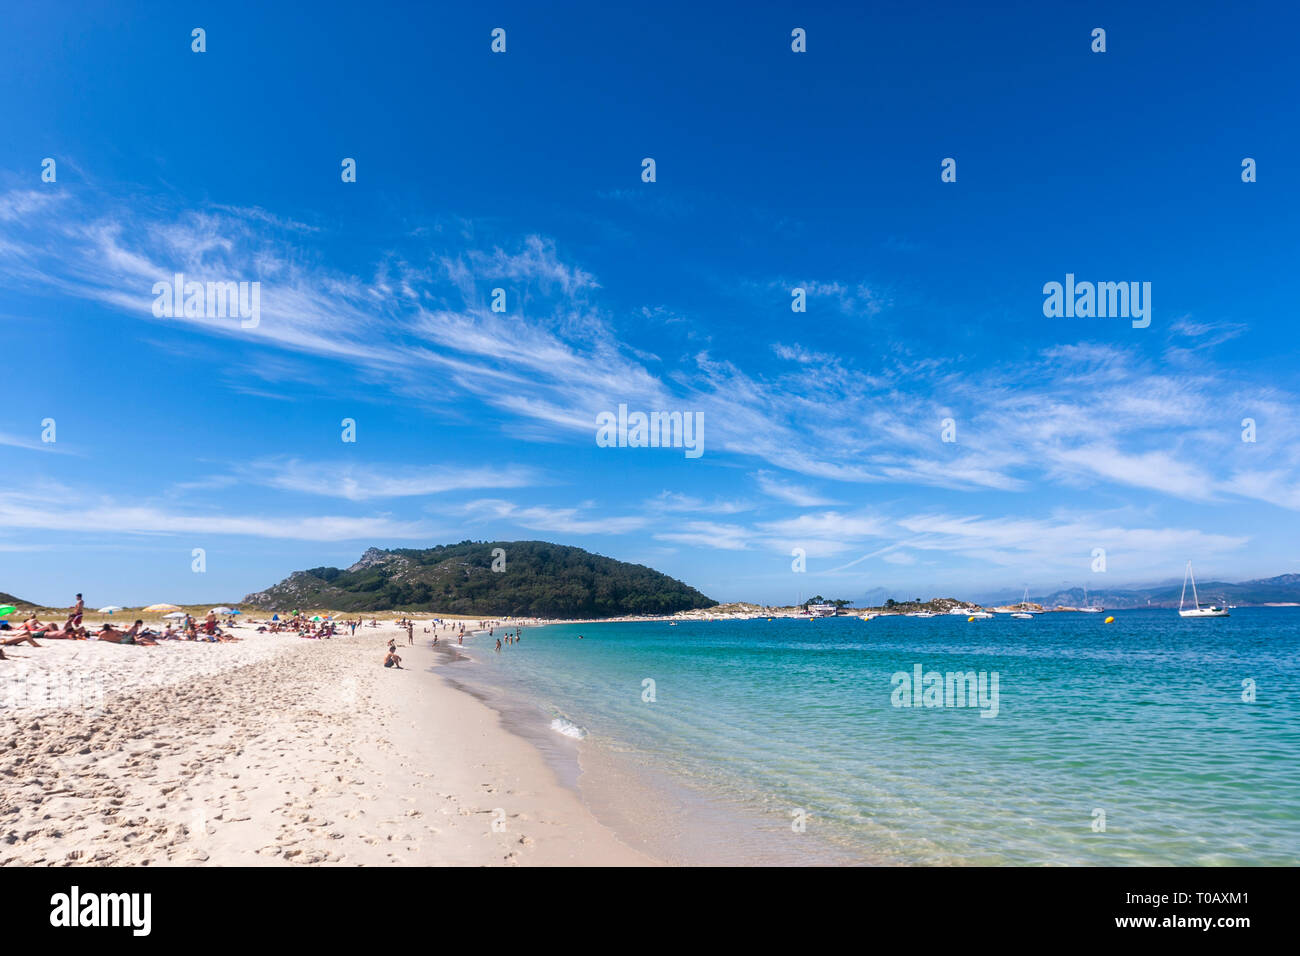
(243, 540, 714, 617)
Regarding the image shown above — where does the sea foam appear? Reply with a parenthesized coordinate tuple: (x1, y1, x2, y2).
(550, 717, 588, 739)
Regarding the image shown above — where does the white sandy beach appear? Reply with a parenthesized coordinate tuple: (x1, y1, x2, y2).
(0, 622, 655, 866)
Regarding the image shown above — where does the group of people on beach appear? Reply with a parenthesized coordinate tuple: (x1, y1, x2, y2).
(375, 618, 534, 669)
(0, 594, 241, 658)
(2, 600, 542, 674)
(256, 614, 346, 639)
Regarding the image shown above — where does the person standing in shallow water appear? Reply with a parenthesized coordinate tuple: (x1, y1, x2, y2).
(495, 638, 502, 652)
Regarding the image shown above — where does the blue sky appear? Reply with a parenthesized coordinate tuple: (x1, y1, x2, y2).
(1, 1, 1297, 607)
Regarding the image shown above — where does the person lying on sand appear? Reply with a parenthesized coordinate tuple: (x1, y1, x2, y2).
(36, 622, 86, 640)
(95, 621, 125, 642)
(384, 651, 402, 668)
(98, 620, 155, 645)
(2, 630, 42, 647)
(3, 617, 50, 645)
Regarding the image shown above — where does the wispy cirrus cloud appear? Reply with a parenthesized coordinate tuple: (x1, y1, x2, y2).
(458, 498, 649, 535)
(3, 183, 1299, 521)
(0, 489, 436, 542)
(654, 520, 753, 551)
(229, 459, 541, 502)
(753, 471, 840, 507)
(645, 491, 752, 515)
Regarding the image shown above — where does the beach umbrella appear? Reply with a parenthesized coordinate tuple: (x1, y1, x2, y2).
(210, 607, 234, 614)
(311, 616, 322, 622)
(98, 605, 123, 614)
(271, 613, 279, 621)
(164, 611, 187, 619)
(144, 603, 181, 613)
(229, 609, 242, 615)
(0, 605, 16, 617)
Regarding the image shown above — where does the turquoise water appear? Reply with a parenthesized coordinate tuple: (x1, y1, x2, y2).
(457, 609, 1300, 865)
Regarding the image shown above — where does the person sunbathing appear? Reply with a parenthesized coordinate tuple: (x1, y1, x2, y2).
(2, 629, 42, 647)
(3, 617, 49, 644)
(98, 620, 150, 644)
(36, 622, 83, 640)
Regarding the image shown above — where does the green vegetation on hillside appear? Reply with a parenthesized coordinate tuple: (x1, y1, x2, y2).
(243, 540, 715, 618)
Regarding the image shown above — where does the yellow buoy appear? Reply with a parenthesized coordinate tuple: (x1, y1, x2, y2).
(1104, 616, 1115, 624)
(967, 616, 975, 622)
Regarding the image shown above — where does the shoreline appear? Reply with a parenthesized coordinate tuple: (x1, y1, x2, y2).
(0, 621, 655, 866)
(8, 608, 1294, 866)
(449, 622, 871, 866)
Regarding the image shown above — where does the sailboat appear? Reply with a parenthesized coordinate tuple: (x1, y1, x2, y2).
(1178, 562, 1229, 618)
(1011, 587, 1034, 619)
(1078, 583, 1104, 612)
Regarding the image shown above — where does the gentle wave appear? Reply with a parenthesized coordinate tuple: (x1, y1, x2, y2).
(550, 716, 588, 739)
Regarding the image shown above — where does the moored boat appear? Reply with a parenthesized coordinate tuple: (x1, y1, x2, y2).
(1178, 561, 1229, 618)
